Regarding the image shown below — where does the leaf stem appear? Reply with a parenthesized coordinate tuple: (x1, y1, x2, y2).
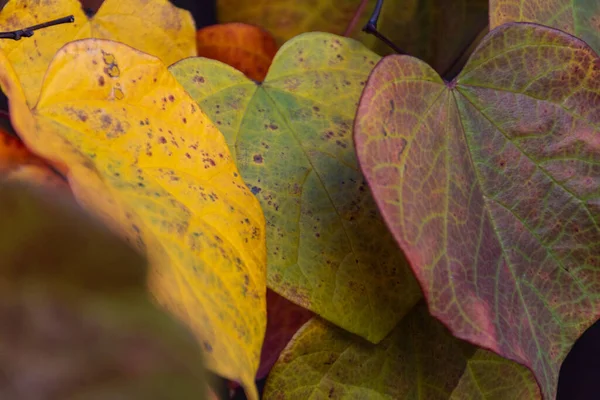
(362, 0, 406, 54)
(0, 15, 75, 40)
(343, 0, 370, 37)
(441, 23, 489, 81)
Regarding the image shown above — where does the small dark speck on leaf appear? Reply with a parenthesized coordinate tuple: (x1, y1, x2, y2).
(251, 186, 262, 195)
(253, 154, 263, 164)
(98, 76, 105, 86)
(203, 341, 213, 353)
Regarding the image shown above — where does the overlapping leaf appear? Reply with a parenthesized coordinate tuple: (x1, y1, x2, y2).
(5, 39, 266, 398)
(196, 23, 277, 81)
(355, 23, 600, 398)
(263, 303, 540, 399)
(353, 0, 489, 74)
(257, 290, 313, 379)
(490, 0, 600, 54)
(171, 33, 421, 343)
(0, 183, 209, 399)
(0, 0, 196, 106)
(0, 127, 66, 187)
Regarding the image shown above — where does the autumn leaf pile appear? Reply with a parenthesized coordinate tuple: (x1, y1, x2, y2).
(0, 0, 598, 399)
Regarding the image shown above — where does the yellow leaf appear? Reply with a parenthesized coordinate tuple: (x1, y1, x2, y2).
(8, 39, 267, 398)
(0, 0, 196, 106)
(0, 182, 209, 399)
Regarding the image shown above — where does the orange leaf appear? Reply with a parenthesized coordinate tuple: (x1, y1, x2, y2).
(0, 128, 66, 189)
(196, 23, 277, 81)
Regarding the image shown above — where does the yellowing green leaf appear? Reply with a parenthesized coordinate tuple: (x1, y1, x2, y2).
(0, 182, 208, 399)
(170, 33, 421, 343)
(0, 0, 196, 106)
(217, 0, 488, 75)
(490, 0, 600, 54)
(264, 304, 540, 400)
(8, 39, 266, 399)
(217, 0, 359, 44)
(450, 351, 541, 400)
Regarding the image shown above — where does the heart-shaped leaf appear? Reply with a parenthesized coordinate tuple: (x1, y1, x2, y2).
(4, 39, 266, 399)
(263, 303, 540, 399)
(354, 23, 600, 398)
(171, 33, 422, 343)
(0, 0, 196, 106)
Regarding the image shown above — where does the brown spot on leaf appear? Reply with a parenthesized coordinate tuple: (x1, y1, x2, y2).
(100, 114, 112, 129)
(253, 154, 263, 163)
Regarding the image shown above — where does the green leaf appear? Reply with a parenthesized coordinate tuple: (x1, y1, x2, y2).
(263, 303, 540, 399)
(171, 33, 422, 343)
(354, 22, 600, 398)
(490, 0, 600, 54)
(0, 182, 208, 399)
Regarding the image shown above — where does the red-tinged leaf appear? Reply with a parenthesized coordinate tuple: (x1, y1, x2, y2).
(354, 22, 600, 399)
(196, 23, 278, 82)
(258, 290, 313, 379)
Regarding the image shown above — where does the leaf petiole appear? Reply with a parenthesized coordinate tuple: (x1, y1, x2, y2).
(362, 0, 405, 54)
(0, 15, 75, 40)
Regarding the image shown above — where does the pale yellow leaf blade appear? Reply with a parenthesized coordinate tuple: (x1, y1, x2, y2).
(10, 38, 266, 398)
(0, 0, 196, 106)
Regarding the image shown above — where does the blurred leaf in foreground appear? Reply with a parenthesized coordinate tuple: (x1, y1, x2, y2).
(0, 182, 208, 399)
